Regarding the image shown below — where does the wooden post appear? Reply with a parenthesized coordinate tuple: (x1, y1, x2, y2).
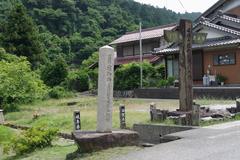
(150, 103, 156, 122)
(192, 104, 200, 126)
(179, 19, 193, 113)
(119, 105, 126, 129)
(236, 99, 240, 113)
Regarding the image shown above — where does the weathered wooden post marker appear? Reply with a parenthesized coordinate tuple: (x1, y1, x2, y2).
(119, 105, 126, 129)
(0, 109, 4, 124)
(236, 98, 240, 113)
(164, 19, 207, 126)
(97, 45, 114, 132)
(73, 111, 81, 131)
(150, 103, 156, 122)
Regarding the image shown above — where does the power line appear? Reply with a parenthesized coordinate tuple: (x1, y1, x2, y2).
(177, 0, 187, 12)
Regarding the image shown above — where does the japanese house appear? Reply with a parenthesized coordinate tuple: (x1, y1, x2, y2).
(156, 0, 240, 84)
(110, 24, 176, 66)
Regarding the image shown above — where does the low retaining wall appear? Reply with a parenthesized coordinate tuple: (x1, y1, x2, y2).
(133, 124, 194, 143)
(134, 87, 240, 99)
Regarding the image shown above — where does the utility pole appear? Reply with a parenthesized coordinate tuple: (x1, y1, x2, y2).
(139, 22, 143, 89)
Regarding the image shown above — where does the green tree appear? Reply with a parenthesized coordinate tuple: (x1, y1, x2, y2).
(114, 61, 156, 90)
(1, 3, 44, 68)
(40, 57, 68, 87)
(0, 50, 48, 112)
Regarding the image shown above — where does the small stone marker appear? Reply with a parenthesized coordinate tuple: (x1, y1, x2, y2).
(0, 109, 4, 124)
(119, 105, 126, 129)
(73, 111, 81, 131)
(97, 45, 114, 133)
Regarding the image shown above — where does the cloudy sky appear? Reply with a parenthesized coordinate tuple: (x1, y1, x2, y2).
(134, 0, 219, 13)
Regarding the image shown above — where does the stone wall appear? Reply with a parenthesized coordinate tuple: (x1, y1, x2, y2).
(134, 87, 240, 99)
(133, 124, 194, 143)
(114, 90, 135, 98)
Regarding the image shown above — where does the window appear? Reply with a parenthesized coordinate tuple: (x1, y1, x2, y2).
(213, 53, 235, 65)
(123, 46, 133, 56)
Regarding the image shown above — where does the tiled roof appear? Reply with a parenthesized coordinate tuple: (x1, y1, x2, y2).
(115, 54, 161, 65)
(219, 14, 240, 24)
(198, 19, 240, 36)
(110, 24, 176, 45)
(155, 38, 240, 54)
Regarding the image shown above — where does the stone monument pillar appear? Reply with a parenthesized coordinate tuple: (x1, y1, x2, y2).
(0, 109, 4, 124)
(97, 45, 114, 133)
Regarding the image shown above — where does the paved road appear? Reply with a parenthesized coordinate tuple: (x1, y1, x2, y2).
(115, 121, 240, 160)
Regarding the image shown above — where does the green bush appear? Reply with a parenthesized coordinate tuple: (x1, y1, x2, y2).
(158, 79, 169, 87)
(40, 57, 68, 87)
(88, 69, 98, 90)
(167, 76, 175, 86)
(155, 64, 166, 79)
(48, 86, 70, 99)
(0, 53, 48, 112)
(66, 70, 90, 92)
(157, 77, 175, 88)
(114, 61, 156, 90)
(9, 125, 58, 155)
(216, 74, 227, 83)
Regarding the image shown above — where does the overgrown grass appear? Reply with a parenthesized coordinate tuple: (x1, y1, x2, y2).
(0, 126, 18, 159)
(4, 96, 236, 133)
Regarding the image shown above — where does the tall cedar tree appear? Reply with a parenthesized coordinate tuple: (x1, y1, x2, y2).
(2, 3, 44, 68)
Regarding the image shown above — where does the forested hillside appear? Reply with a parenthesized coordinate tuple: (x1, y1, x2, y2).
(0, 0, 200, 65)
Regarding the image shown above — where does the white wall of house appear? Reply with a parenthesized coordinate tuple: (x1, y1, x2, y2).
(199, 28, 226, 39)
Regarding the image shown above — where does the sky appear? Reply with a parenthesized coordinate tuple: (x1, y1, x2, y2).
(134, 0, 219, 13)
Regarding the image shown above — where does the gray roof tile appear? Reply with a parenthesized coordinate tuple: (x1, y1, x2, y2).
(110, 24, 176, 45)
(155, 38, 240, 54)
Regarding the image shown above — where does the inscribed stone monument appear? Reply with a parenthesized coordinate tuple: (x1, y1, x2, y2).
(97, 45, 114, 132)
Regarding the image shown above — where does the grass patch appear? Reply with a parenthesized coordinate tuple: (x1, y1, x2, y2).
(4, 96, 236, 133)
(0, 126, 16, 145)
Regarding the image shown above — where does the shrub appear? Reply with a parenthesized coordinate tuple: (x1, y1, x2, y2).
(167, 76, 175, 86)
(88, 69, 98, 90)
(155, 64, 166, 79)
(216, 74, 227, 83)
(48, 86, 70, 99)
(0, 53, 48, 112)
(114, 61, 156, 90)
(66, 70, 89, 92)
(41, 57, 68, 87)
(158, 79, 169, 88)
(9, 125, 58, 155)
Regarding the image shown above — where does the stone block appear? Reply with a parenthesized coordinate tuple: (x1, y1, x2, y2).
(72, 130, 139, 153)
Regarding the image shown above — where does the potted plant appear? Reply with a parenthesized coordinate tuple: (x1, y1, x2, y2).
(216, 74, 227, 86)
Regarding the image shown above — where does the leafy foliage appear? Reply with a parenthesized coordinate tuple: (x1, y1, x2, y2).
(114, 61, 156, 90)
(65, 70, 90, 92)
(1, 2, 44, 68)
(8, 125, 58, 155)
(0, 52, 48, 111)
(0, 0, 200, 65)
(48, 86, 72, 99)
(40, 57, 68, 87)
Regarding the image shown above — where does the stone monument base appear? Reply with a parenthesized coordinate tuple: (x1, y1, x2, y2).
(72, 130, 139, 153)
